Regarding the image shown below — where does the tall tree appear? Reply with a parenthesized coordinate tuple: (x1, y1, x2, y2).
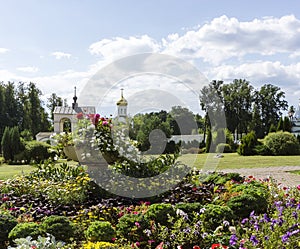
(254, 84, 288, 137)
(222, 79, 253, 137)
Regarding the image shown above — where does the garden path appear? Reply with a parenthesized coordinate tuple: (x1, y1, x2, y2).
(218, 166, 300, 187)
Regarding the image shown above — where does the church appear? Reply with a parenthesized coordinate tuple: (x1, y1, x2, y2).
(36, 88, 128, 141)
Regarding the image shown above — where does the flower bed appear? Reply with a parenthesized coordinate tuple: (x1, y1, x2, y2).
(0, 162, 299, 248)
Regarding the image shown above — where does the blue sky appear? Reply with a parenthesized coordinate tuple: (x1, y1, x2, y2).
(1, 0, 300, 115)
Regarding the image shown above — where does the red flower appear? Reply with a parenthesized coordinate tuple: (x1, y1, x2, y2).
(193, 246, 201, 249)
(211, 244, 228, 249)
(76, 112, 84, 119)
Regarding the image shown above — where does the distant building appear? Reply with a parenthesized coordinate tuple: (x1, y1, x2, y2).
(115, 88, 128, 123)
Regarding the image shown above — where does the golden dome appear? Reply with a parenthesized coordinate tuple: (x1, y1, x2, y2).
(116, 89, 128, 106)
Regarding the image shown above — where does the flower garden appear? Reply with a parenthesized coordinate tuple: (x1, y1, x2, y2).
(0, 114, 299, 249)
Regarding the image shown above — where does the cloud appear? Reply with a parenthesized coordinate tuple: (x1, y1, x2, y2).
(163, 15, 300, 65)
(0, 48, 9, 54)
(89, 35, 161, 60)
(51, 51, 71, 59)
(17, 66, 39, 73)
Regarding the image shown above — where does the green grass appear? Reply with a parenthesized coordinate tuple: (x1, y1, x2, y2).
(0, 159, 79, 180)
(0, 164, 35, 180)
(178, 153, 300, 169)
(1, 153, 300, 180)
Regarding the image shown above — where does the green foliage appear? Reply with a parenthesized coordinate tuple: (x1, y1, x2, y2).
(8, 222, 41, 242)
(116, 214, 149, 242)
(175, 202, 203, 217)
(1, 127, 12, 162)
(226, 181, 269, 219)
(200, 204, 234, 232)
(85, 221, 116, 242)
(144, 203, 175, 226)
(237, 131, 258, 156)
(283, 116, 292, 132)
(0, 213, 17, 244)
(24, 140, 51, 163)
(264, 131, 300, 155)
(202, 172, 244, 185)
(40, 216, 76, 242)
(7, 235, 65, 249)
(276, 116, 284, 131)
(216, 143, 232, 153)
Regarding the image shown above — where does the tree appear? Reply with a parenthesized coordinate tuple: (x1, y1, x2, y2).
(222, 79, 253, 137)
(205, 128, 212, 153)
(283, 116, 292, 132)
(254, 84, 288, 137)
(10, 126, 21, 158)
(276, 117, 283, 131)
(169, 106, 197, 135)
(1, 126, 12, 161)
(47, 93, 63, 121)
(199, 80, 224, 142)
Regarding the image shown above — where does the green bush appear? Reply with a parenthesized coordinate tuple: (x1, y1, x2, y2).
(175, 202, 203, 217)
(216, 143, 232, 153)
(40, 216, 75, 242)
(226, 192, 268, 219)
(85, 221, 116, 242)
(263, 131, 300, 155)
(24, 141, 51, 163)
(200, 204, 234, 232)
(144, 203, 175, 226)
(0, 214, 17, 247)
(237, 131, 258, 156)
(8, 222, 41, 242)
(116, 214, 149, 242)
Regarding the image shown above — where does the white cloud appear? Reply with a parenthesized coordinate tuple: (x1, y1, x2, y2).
(89, 35, 161, 60)
(51, 51, 71, 59)
(163, 15, 300, 65)
(0, 48, 9, 54)
(17, 66, 39, 73)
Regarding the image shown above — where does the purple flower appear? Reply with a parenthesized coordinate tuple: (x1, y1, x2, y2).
(250, 235, 259, 246)
(229, 234, 238, 246)
(282, 232, 291, 243)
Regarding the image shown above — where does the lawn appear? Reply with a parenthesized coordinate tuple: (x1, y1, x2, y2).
(178, 153, 300, 169)
(1, 153, 300, 180)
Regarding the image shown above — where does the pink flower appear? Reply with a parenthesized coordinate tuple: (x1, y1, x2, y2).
(156, 242, 164, 249)
(135, 221, 140, 228)
(297, 185, 300, 190)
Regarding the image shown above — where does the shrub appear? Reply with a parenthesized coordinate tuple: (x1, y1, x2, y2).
(144, 203, 175, 226)
(8, 222, 41, 242)
(24, 141, 51, 163)
(216, 143, 232, 153)
(200, 204, 234, 232)
(264, 131, 300, 155)
(237, 131, 258, 156)
(40, 216, 75, 242)
(175, 202, 203, 217)
(116, 214, 149, 242)
(226, 193, 268, 218)
(0, 214, 17, 247)
(85, 221, 116, 242)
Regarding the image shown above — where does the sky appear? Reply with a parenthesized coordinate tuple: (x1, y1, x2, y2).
(1, 0, 300, 116)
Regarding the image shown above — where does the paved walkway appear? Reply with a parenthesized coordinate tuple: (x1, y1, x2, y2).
(218, 166, 300, 188)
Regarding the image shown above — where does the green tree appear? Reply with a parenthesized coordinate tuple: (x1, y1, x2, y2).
(254, 84, 288, 137)
(237, 131, 258, 156)
(222, 79, 253, 136)
(1, 127, 12, 161)
(10, 126, 21, 159)
(276, 116, 283, 131)
(205, 128, 212, 153)
(283, 116, 292, 132)
(47, 93, 63, 121)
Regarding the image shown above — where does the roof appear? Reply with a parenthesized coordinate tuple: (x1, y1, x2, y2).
(53, 106, 76, 114)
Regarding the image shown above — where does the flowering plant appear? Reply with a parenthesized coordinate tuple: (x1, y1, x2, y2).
(7, 235, 65, 249)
